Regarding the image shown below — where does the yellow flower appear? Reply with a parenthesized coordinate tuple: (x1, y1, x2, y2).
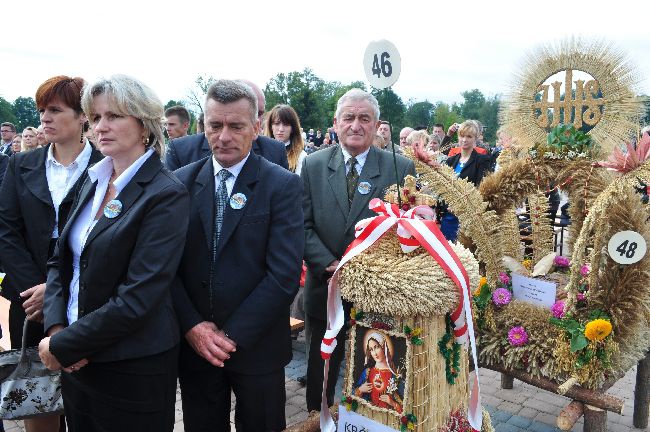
(475, 276, 487, 296)
(584, 319, 612, 341)
(411, 328, 422, 337)
(522, 259, 532, 270)
(350, 308, 356, 319)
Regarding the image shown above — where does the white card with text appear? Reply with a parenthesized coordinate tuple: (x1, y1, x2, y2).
(337, 405, 399, 432)
(511, 273, 557, 308)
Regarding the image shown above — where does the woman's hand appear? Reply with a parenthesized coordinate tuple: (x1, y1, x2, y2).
(356, 382, 372, 395)
(38, 337, 62, 371)
(21, 283, 46, 321)
(38, 335, 89, 373)
(379, 394, 401, 411)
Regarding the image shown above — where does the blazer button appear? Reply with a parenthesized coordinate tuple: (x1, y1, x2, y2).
(80, 259, 87, 269)
(79, 308, 85, 316)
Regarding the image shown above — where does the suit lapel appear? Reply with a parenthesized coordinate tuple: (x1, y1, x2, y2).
(59, 177, 96, 242)
(193, 158, 216, 252)
(346, 146, 381, 231)
(20, 145, 53, 207)
(201, 135, 211, 159)
(459, 150, 477, 177)
(84, 154, 160, 248)
(327, 147, 349, 219)
(214, 153, 260, 259)
(60, 148, 104, 209)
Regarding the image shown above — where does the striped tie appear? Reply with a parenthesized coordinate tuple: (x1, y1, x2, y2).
(214, 169, 232, 246)
(346, 157, 359, 208)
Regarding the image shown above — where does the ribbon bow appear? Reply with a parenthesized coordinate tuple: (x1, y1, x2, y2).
(319, 198, 482, 431)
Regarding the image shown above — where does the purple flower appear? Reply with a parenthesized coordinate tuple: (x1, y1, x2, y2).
(551, 300, 565, 318)
(498, 272, 510, 286)
(492, 288, 512, 307)
(580, 264, 590, 277)
(554, 255, 571, 268)
(577, 293, 586, 302)
(508, 326, 529, 346)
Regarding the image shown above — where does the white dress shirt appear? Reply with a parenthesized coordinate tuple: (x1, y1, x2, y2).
(45, 141, 93, 238)
(211, 153, 250, 196)
(66, 149, 154, 324)
(340, 146, 370, 175)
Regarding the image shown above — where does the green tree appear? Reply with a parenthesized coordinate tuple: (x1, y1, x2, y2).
(460, 89, 486, 120)
(264, 68, 334, 130)
(323, 81, 366, 124)
(0, 96, 17, 125)
(405, 100, 434, 129)
(478, 95, 500, 143)
(432, 101, 463, 131)
(13, 97, 40, 131)
(371, 87, 405, 142)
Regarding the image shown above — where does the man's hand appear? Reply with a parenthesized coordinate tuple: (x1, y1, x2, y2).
(21, 283, 45, 321)
(185, 321, 237, 367)
(325, 260, 340, 273)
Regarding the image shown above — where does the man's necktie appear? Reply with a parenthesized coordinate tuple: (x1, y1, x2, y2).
(214, 169, 232, 247)
(346, 157, 359, 207)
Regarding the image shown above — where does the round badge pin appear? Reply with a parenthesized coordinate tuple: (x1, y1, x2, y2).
(103, 199, 123, 219)
(229, 193, 247, 210)
(357, 181, 372, 195)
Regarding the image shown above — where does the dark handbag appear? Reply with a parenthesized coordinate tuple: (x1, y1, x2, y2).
(0, 319, 64, 419)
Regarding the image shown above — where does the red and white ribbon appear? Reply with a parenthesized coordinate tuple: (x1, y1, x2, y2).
(320, 199, 482, 432)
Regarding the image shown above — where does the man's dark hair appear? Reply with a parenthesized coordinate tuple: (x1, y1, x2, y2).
(1, 122, 16, 132)
(433, 123, 444, 129)
(164, 105, 190, 124)
(378, 120, 392, 133)
(414, 125, 428, 131)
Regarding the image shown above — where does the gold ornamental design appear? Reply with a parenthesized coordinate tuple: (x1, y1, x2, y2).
(500, 38, 645, 157)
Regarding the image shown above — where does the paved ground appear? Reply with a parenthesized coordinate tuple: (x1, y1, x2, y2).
(3, 332, 646, 431)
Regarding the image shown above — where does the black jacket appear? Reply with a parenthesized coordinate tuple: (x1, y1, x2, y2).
(44, 154, 189, 367)
(165, 133, 289, 171)
(0, 145, 103, 303)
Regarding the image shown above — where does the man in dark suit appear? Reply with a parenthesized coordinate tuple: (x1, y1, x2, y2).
(0, 122, 16, 156)
(0, 153, 8, 185)
(301, 88, 416, 411)
(165, 80, 289, 171)
(173, 79, 303, 431)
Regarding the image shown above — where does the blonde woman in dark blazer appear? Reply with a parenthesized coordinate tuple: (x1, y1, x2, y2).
(39, 75, 189, 432)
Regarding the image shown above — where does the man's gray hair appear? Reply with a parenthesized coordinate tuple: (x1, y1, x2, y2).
(335, 88, 380, 121)
(205, 80, 258, 123)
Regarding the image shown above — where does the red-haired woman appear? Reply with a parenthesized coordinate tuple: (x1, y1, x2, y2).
(0, 76, 103, 432)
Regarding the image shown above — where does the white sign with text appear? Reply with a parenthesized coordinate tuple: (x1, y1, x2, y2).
(337, 405, 399, 432)
(511, 273, 557, 308)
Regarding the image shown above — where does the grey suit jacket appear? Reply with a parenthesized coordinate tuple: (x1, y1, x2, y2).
(302, 145, 416, 319)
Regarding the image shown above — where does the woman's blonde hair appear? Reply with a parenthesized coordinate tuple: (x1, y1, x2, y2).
(21, 126, 38, 151)
(81, 75, 165, 156)
(457, 120, 479, 138)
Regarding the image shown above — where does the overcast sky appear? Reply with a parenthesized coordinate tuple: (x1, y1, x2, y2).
(2, 0, 648, 111)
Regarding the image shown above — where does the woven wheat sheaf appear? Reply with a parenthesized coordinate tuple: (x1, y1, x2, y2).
(339, 230, 479, 317)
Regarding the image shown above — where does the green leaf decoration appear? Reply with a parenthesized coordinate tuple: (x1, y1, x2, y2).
(570, 333, 589, 352)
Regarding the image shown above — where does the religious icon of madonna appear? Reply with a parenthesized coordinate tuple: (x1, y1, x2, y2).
(353, 330, 404, 413)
